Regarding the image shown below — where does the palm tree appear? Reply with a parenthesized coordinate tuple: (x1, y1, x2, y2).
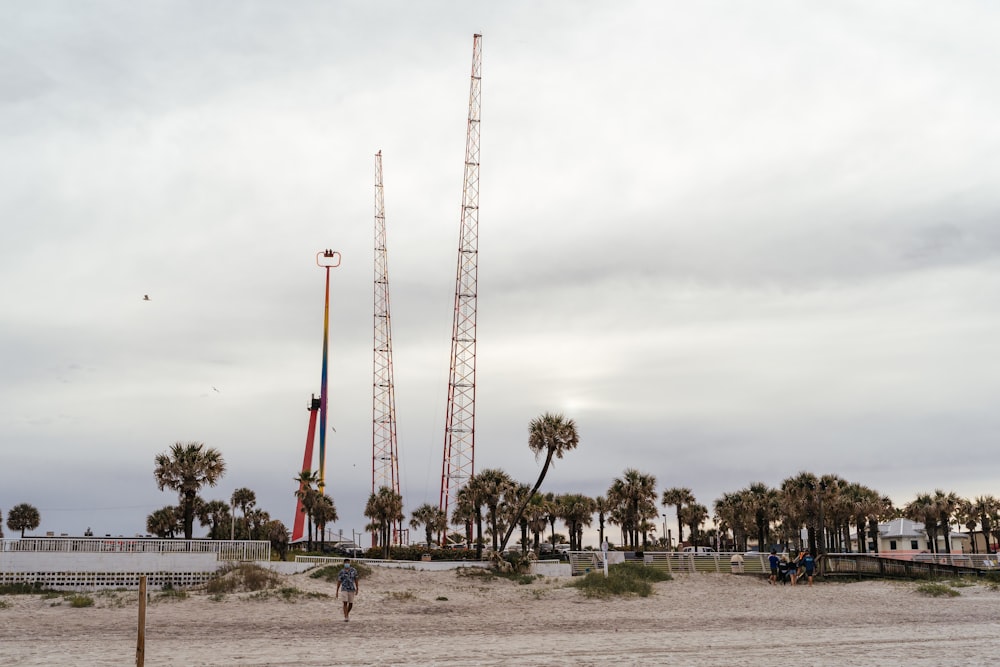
(267, 519, 290, 560)
(957, 497, 979, 554)
(504, 483, 533, 553)
(594, 495, 612, 546)
(524, 492, 551, 553)
(742, 482, 779, 551)
(905, 493, 939, 553)
(662, 487, 695, 549)
(558, 494, 596, 550)
(294, 470, 320, 550)
(312, 494, 338, 550)
(146, 506, 180, 538)
(780, 473, 820, 554)
(365, 486, 404, 559)
(0, 508, 3, 539)
(714, 491, 754, 551)
(231, 487, 256, 538)
(973, 495, 1000, 553)
(246, 508, 270, 540)
(197, 499, 232, 539)
(7, 503, 41, 537)
(932, 489, 960, 554)
(681, 502, 709, 548)
(499, 412, 580, 552)
(472, 468, 514, 552)
(410, 503, 448, 548)
(451, 484, 479, 550)
(153, 441, 226, 539)
(607, 468, 658, 548)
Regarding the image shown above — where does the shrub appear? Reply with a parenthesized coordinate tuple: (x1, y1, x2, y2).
(916, 582, 960, 598)
(571, 562, 672, 599)
(205, 563, 280, 594)
(310, 562, 372, 583)
(68, 594, 94, 608)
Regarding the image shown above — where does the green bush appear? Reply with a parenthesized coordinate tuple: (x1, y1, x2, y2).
(68, 594, 94, 608)
(571, 562, 672, 599)
(916, 582, 960, 597)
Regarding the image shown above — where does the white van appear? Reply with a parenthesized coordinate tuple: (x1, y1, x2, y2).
(682, 546, 715, 553)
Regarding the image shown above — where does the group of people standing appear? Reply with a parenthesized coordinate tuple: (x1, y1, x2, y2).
(768, 549, 816, 586)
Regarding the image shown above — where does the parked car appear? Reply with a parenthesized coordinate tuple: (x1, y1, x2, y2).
(682, 546, 716, 553)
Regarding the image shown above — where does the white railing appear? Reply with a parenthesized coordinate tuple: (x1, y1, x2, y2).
(0, 538, 270, 561)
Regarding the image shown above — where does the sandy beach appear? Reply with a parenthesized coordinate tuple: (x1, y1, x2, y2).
(2, 566, 998, 666)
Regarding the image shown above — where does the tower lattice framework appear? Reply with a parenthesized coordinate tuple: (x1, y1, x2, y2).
(373, 150, 402, 543)
(439, 34, 482, 529)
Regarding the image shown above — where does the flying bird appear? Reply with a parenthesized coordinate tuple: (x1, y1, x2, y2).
(212, 386, 220, 393)
(143, 295, 150, 301)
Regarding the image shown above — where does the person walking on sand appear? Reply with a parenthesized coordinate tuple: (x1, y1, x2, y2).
(768, 549, 780, 585)
(335, 558, 360, 622)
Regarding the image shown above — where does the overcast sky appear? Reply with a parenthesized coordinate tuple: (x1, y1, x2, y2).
(2, 1, 999, 543)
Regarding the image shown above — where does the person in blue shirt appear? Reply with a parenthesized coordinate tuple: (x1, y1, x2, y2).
(801, 551, 816, 586)
(336, 559, 360, 621)
(768, 549, 780, 585)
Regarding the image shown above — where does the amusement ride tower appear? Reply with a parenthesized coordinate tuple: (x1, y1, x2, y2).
(372, 150, 402, 544)
(439, 34, 483, 534)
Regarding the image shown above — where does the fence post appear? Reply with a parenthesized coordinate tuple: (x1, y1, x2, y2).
(136, 575, 146, 667)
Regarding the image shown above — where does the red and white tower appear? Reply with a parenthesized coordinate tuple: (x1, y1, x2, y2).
(372, 150, 402, 543)
(439, 34, 482, 529)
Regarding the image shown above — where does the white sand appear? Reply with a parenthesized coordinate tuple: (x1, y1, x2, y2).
(2, 568, 998, 666)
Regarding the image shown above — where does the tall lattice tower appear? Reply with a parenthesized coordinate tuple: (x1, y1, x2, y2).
(372, 150, 402, 543)
(439, 34, 482, 528)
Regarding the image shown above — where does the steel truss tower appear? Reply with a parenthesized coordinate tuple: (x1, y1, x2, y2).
(372, 150, 402, 543)
(439, 34, 482, 528)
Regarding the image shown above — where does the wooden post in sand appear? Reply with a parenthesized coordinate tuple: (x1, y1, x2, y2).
(136, 575, 147, 667)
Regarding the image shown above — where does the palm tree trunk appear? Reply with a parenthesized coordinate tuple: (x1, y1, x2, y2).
(498, 449, 555, 552)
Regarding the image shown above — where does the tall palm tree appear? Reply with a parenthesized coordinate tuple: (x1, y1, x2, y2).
(410, 503, 448, 548)
(475, 468, 514, 552)
(365, 486, 404, 559)
(312, 494, 338, 550)
(714, 491, 753, 551)
(558, 493, 596, 551)
(957, 497, 979, 554)
(594, 495, 612, 546)
(905, 493, 939, 553)
(681, 502, 709, 548)
(781, 473, 821, 554)
(499, 412, 580, 552)
(153, 442, 226, 539)
(294, 470, 320, 550)
(932, 489, 960, 553)
(608, 468, 658, 548)
(231, 487, 256, 539)
(742, 482, 779, 551)
(662, 487, 695, 549)
(973, 495, 1000, 553)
